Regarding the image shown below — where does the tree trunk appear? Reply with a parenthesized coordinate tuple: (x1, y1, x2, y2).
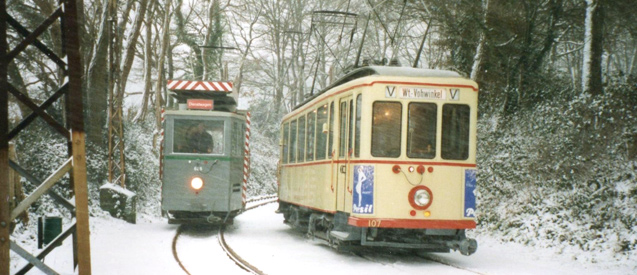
(120, 0, 149, 94)
(470, 0, 491, 82)
(155, 0, 173, 131)
(134, 0, 155, 122)
(85, 0, 110, 147)
(582, 0, 604, 96)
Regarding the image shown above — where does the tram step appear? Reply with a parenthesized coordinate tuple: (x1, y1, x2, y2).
(330, 230, 357, 241)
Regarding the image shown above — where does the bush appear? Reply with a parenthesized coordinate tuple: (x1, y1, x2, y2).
(476, 82, 637, 260)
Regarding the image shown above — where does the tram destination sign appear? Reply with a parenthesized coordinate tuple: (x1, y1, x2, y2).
(400, 87, 446, 99)
(385, 86, 460, 101)
(187, 99, 214, 110)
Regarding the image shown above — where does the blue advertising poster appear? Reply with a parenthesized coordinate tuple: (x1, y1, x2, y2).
(464, 169, 477, 217)
(352, 165, 374, 214)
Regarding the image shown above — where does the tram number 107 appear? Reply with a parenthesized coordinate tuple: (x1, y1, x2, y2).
(368, 219, 382, 227)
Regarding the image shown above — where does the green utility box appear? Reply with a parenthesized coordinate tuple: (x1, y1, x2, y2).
(38, 216, 62, 248)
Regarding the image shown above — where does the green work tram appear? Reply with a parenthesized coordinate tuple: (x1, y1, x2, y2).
(160, 80, 248, 224)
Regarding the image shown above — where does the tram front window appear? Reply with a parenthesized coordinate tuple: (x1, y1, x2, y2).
(407, 103, 437, 159)
(442, 104, 470, 160)
(371, 102, 402, 157)
(173, 119, 225, 154)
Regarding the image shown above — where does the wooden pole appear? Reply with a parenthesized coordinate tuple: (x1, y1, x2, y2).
(1, 0, 11, 272)
(64, 0, 92, 273)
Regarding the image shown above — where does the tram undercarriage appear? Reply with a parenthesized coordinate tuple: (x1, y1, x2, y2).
(278, 203, 477, 256)
(165, 210, 240, 225)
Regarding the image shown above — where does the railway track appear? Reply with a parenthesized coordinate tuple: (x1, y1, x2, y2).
(173, 195, 484, 275)
(353, 250, 488, 275)
(418, 254, 488, 275)
(171, 195, 277, 275)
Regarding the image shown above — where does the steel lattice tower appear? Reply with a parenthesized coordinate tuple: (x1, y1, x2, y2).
(107, 0, 126, 188)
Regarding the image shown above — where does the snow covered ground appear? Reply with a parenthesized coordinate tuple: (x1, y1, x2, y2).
(10, 203, 637, 274)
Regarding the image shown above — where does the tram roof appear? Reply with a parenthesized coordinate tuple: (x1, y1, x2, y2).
(295, 66, 464, 110)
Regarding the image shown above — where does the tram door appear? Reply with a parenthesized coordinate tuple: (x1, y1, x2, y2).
(335, 96, 353, 212)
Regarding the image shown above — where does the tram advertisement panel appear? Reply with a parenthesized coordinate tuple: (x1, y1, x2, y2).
(352, 165, 374, 214)
(464, 169, 477, 218)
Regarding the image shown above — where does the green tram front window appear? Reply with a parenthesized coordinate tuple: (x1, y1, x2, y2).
(173, 119, 224, 154)
(407, 103, 437, 159)
(371, 102, 402, 158)
(442, 104, 470, 160)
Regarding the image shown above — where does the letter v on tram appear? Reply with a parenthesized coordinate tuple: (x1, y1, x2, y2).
(277, 66, 478, 255)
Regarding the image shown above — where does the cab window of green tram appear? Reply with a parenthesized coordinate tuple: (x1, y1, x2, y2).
(172, 119, 224, 154)
(290, 120, 297, 163)
(407, 103, 437, 159)
(316, 105, 328, 160)
(371, 102, 402, 157)
(442, 104, 470, 160)
(231, 122, 243, 157)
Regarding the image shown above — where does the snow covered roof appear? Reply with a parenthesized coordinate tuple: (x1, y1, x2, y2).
(324, 66, 462, 95)
(295, 66, 464, 110)
(365, 66, 462, 78)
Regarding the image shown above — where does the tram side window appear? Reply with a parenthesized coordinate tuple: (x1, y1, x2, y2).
(233, 122, 244, 157)
(442, 104, 470, 160)
(306, 111, 316, 161)
(232, 122, 240, 156)
(297, 116, 306, 163)
(316, 105, 328, 160)
(328, 102, 334, 158)
(282, 123, 289, 164)
(348, 99, 354, 157)
(290, 120, 297, 163)
(339, 101, 347, 158)
(371, 102, 402, 158)
(172, 119, 224, 154)
(354, 94, 362, 157)
(407, 103, 437, 159)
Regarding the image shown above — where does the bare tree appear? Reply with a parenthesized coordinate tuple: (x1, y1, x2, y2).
(581, 0, 606, 97)
(228, 0, 264, 96)
(120, 0, 150, 96)
(470, 0, 491, 82)
(134, 0, 156, 122)
(85, 0, 110, 146)
(155, 0, 173, 131)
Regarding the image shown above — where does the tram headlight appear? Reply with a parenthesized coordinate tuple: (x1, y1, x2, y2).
(190, 177, 204, 190)
(408, 186, 433, 210)
(414, 189, 431, 206)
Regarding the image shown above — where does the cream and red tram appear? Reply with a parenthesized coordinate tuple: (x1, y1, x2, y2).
(277, 66, 478, 255)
